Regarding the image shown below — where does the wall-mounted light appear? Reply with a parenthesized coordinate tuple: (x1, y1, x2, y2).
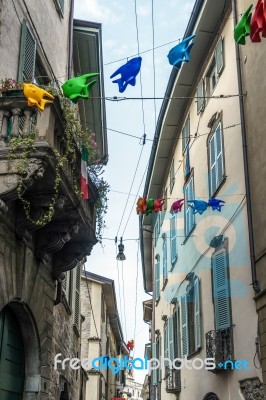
(116, 237, 126, 261)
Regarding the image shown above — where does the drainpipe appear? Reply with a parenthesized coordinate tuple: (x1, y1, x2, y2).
(232, 0, 260, 294)
(68, 0, 74, 79)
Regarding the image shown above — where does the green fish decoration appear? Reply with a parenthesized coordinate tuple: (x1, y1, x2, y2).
(62, 73, 99, 103)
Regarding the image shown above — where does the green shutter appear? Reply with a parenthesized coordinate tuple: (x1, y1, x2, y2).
(164, 323, 169, 359)
(163, 239, 168, 280)
(209, 123, 224, 196)
(182, 116, 190, 154)
(158, 335, 162, 381)
(209, 134, 216, 195)
(174, 308, 181, 358)
(212, 248, 231, 330)
(74, 264, 81, 328)
(180, 294, 189, 357)
(155, 262, 160, 301)
(196, 79, 205, 113)
(18, 20, 36, 81)
(170, 159, 175, 192)
(215, 37, 224, 75)
(170, 213, 177, 265)
(194, 277, 201, 350)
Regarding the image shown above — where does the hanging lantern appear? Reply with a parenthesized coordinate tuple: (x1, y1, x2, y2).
(116, 237, 126, 261)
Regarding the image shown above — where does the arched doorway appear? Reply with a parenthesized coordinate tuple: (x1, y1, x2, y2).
(0, 306, 25, 399)
(204, 394, 220, 400)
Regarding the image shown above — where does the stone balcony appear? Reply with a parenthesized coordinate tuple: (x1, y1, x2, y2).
(0, 95, 98, 278)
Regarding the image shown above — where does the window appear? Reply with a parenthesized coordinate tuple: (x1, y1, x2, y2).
(154, 261, 160, 302)
(208, 122, 224, 196)
(154, 214, 161, 245)
(180, 276, 201, 357)
(207, 37, 224, 95)
(184, 174, 195, 237)
(169, 159, 175, 193)
(170, 213, 177, 266)
(162, 236, 168, 286)
(54, 0, 64, 16)
(212, 247, 231, 330)
(196, 79, 205, 114)
(18, 21, 49, 83)
(182, 116, 190, 154)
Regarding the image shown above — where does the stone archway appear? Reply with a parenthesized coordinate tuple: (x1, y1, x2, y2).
(8, 301, 41, 399)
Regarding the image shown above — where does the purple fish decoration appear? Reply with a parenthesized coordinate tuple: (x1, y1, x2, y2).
(172, 199, 184, 213)
(188, 200, 208, 215)
(208, 198, 225, 211)
(167, 34, 196, 69)
(110, 56, 142, 93)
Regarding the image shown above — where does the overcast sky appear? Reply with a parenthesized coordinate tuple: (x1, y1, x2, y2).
(74, 0, 195, 383)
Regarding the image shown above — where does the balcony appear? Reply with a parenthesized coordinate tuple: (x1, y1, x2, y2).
(205, 327, 234, 371)
(0, 95, 98, 278)
(165, 366, 181, 393)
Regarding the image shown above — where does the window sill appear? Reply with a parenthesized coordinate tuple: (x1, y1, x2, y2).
(183, 224, 196, 245)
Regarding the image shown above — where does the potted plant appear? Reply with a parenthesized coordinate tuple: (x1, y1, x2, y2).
(0, 78, 24, 97)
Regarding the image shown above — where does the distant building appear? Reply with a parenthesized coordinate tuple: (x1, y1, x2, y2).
(81, 271, 128, 400)
(122, 363, 143, 400)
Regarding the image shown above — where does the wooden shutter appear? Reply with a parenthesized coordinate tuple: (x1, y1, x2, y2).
(215, 37, 224, 75)
(194, 277, 201, 350)
(184, 176, 195, 236)
(155, 262, 160, 301)
(18, 21, 36, 81)
(212, 248, 231, 330)
(180, 294, 189, 356)
(170, 213, 177, 265)
(168, 316, 175, 362)
(163, 239, 168, 280)
(196, 79, 205, 113)
(74, 264, 81, 328)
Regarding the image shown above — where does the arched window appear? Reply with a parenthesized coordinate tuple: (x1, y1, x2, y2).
(204, 393, 220, 400)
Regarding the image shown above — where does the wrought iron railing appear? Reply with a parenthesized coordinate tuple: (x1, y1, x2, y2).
(205, 326, 234, 370)
(165, 366, 181, 392)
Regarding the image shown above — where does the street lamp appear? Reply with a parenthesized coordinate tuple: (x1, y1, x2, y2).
(116, 237, 126, 261)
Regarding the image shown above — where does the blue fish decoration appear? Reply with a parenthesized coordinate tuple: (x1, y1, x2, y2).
(208, 198, 225, 211)
(168, 34, 196, 69)
(110, 56, 142, 93)
(188, 200, 209, 215)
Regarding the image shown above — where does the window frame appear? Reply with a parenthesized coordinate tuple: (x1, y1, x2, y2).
(208, 119, 225, 197)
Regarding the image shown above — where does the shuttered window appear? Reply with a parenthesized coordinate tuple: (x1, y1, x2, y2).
(152, 342, 157, 385)
(184, 175, 195, 237)
(157, 336, 162, 382)
(180, 277, 201, 357)
(163, 238, 168, 284)
(170, 213, 177, 266)
(155, 262, 160, 302)
(174, 308, 181, 358)
(209, 122, 224, 196)
(170, 159, 175, 192)
(54, 0, 64, 16)
(182, 116, 190, 154)
(212, 248, 231, 330)
(74, 264, 81, 330)
(168, 316, 175, 362)
(18, 21, 36, 81)
(215, 37, 224, 75)
(196, 79, 205, 113)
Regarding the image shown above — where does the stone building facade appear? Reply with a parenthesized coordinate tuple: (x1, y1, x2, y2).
(80, 271, 128, 400)
(0, 0, 107, 399)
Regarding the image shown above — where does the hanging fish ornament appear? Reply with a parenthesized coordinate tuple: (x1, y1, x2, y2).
(234, 4, 253, 45)
(188, 200, 208, 215)
(23, 83, 54, 112)
(136, 197, 147, 214)
(250, 0, 265, 42)
(146, 198, 154, 215)
(126, 340, 134, 351)
(110, 57, 142, 93)
(208, 198, 225, 211)
(62, 73, 99, 103)
(167, 34, 196, 69)
(171, 199, 184, 213)
(153, 198, 165, 212)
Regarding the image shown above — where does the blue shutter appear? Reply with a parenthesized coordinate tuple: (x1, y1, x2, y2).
(155, 262, 160, 301)
(215, 37, 224, 75)
(180, 294, 189, 357)
(212, 248, 231, 330)
(18, 21, 36, 81)
(185, 177, 195, 236)
(170, 214, 177, 265)
(163, 239, 168, 280)
(194, 277, 201, 350)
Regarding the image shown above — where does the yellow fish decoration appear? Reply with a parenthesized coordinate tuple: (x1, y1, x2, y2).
(23, 83, 54, 112)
